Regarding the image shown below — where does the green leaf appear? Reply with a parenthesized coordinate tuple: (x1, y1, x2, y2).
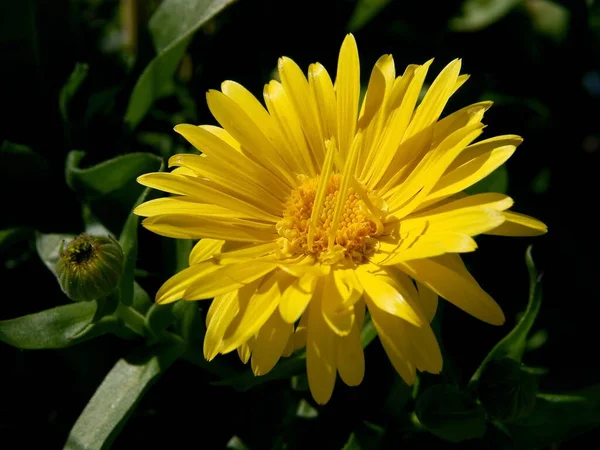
(506, 384, 600, 448)
(124, 0, 235, 128)
(59, 62, 88, 126)
(65, 151, 161, 202)
(118, 157, 164, 305)
(131, 281, 153, 314)
(477, 358, 537, 421)
(347, 0, 391, 31)
(36, 232, 76, 275)
(0, 141, 48, 184)
(0, 227, 33, 253)
(449, 0, 523, 32)
(0, 301, 97, 349)
(470, 246, 542, 385)
(415, 384, 487, 442)
(465, 165, 508, 195)
(64, 343, 184, 450)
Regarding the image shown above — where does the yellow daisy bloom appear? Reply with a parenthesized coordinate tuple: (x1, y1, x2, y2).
(135, 34, 547, 404)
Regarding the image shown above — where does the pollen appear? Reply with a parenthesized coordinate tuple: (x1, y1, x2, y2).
(276, 174, 382, 264)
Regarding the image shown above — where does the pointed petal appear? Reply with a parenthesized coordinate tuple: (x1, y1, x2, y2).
(251, 310, 294, 375)
(307, 293, 337, 405)
(279, 274, 317, 323)
(397, 254, 505, 325)
(486, 211, 548, 236)
(204, 291, 239, 360)
(356, 269, 422, 326)
(220, 270, 293, 353)
(365, 296, 416, 385)
(156, 261, 220, 304)
(336, 301, 365, 386)
(183, 262, 276, 301)
(189, 238, 225, 265)
(336, 34, 360, 159)
(322, 273, 355, 337)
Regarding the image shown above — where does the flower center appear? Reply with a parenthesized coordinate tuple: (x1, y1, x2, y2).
(276, 174, 383, 264)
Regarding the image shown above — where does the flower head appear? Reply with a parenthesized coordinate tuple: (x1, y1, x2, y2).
(135, 35, 547, 404)
(56, 233, 124, 302)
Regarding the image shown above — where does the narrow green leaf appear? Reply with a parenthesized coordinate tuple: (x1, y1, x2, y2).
(65, 151, 162, 202)
(470, 246, 542, 385)
(347, 0, 391, 31)
(416, 384, 487, 442)
(64, 343, 184, 450)
(118, 157, 164, 305)
(131, 281, 153, 314)
(506, 384, 600, 448)
(450, 0, 523, 32)
(125, 0, 235, 128)
(59, 62, 89, 125)
(0, 301, 97, 349)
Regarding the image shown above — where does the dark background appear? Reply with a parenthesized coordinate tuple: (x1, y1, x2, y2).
(1, 0, 599, 448)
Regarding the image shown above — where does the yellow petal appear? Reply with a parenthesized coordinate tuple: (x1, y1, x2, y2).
(156, 260, 221, 304)
(405, 59, 462, 141)
(251, 310, 294, 376)
(168, 153, 285, 214)
(333, 266, 363, 308)
(357, 54, 391, 131)
(142, 214, 275, 242)
(203, 291, 239, 361)
(278, 56, 325, 166)
(183, 261, 277, 301)
(426, 136, 520, 204)
(135, 197, 257, 221)
(263, 80, 316, 176)
(336, 301, 365, 386)
(309, 63, 337, 143)
(322, 273, 355, 337)
(356, 269, 422, 326)
(386, 121, 484, 216)
(213, 242, 279, 264)
(403, 320, 442, 373)
(174, 123, 290, 197)
(365, 296, 416, 385)
(487, 211, 548, 236)
(396, 254, 505, 325)
(279, 274, 317, 323)
(336, 34, 360, 159)
(189, 238, 225, 265)
(367, 59, 433, 188)
(293, 311, 308, 351)
(306, 293, 337, 405)
(432, 101, 493, 147)
(237, 341, 252, 364)
(137, 172, 280, 222)
(206, 90, 297, 187)
(417, 282, 438, 323)
(220, 270, 293, 353)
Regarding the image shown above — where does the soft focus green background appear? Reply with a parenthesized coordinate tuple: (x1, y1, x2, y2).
(1, 0, 600, 448)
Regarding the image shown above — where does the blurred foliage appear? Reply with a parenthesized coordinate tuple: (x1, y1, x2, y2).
(1, 0, 600, 448)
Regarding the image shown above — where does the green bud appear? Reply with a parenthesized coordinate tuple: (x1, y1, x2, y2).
(477, 358, 538, 422)
(55, 234, 124, 302)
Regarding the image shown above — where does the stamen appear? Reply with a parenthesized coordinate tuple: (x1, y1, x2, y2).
(308, 138, 337, 250)
(328, 133, 362, 250)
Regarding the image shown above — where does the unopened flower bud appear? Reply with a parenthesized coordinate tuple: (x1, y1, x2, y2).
(477, 358, 538, 421)
(56, 234, 124, 302)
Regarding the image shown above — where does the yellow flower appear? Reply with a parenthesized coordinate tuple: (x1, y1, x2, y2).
(135, 34, 547, 404)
